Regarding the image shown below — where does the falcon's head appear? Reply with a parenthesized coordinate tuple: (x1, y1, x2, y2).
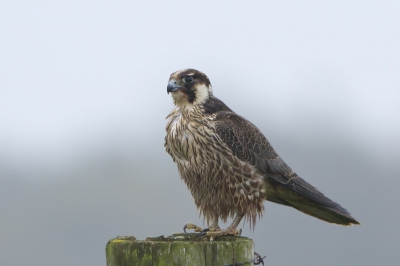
(167, 68, 213, 106)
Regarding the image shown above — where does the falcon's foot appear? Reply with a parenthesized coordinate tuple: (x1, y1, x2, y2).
(198, 227, 242, 239)
(183, 223, 221, 233)
(183, 223, 204, 233)
(184, 223, 233, 241)
(184, 214, 244, 241)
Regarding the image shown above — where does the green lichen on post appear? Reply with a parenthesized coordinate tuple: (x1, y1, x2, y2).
(106, 234, 254, 266)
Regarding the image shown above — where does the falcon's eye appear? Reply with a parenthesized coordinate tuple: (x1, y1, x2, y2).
(184, 76, 193, 83)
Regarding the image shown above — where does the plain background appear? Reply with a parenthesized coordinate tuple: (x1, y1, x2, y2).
(1, 1, 399, 265)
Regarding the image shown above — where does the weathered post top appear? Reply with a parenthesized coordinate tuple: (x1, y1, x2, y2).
(106, 233, 255, 266)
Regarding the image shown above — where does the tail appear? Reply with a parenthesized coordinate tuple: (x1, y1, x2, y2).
(268, 176, 360, 226)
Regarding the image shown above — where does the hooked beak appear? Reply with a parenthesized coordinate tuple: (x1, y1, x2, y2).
(167, 80, 184, 94)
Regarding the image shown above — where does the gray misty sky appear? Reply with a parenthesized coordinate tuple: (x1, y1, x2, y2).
(0, 1, 399, 265)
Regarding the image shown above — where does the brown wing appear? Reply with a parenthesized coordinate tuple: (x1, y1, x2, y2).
(213, 111, 360, 225)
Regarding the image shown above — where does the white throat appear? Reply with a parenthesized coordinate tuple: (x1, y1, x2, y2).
(171, 83, 213, 109)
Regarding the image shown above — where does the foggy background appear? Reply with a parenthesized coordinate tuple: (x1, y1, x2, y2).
(1, 1, 399, 265)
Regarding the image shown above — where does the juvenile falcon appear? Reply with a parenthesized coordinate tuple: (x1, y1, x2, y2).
(164, 68, 360, 238)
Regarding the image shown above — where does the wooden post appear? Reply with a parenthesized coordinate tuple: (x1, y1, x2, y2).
(106, 233, 255, 266)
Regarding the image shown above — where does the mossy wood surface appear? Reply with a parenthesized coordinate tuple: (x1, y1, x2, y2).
(106, 233, 254, 266)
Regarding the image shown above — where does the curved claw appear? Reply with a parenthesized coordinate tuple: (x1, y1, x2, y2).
(198, 228, 210, 239)
(183, 223, 203, 233)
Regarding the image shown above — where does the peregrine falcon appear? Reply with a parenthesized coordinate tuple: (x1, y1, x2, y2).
(164, 68, 360, 238)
